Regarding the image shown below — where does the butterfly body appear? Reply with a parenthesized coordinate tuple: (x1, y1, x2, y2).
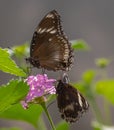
(56, 77, 89, 123)
(27, 10, 73, 71)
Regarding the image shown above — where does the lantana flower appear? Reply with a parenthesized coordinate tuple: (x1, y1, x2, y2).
(22, 74, 56, 109)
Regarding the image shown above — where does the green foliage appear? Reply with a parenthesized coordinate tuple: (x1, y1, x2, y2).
(82, 70, 96, 84)
(96, 80, 114, 104)
(73, 70, 95, 99)
(0, 80, 28, 113)
(37, 116, 47, 130)
(56, 121, 69, 130)
(71, 39, 90, 50)
(95, 58, 110, 68)
(0, 48, 26, 77)
(12, 42, 29, 58)
(92, 121, 114, 130)
(0, 104, 43, 128)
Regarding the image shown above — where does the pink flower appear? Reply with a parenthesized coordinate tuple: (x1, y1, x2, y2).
(22, 74, 56, 109)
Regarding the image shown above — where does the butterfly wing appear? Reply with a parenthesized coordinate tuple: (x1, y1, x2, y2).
(28, 10, 73, 71)
(32, 35, 73, 71)
(56, 80, 89, 123)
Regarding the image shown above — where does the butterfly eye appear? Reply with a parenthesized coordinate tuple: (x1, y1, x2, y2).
(26, 10, 74, 71)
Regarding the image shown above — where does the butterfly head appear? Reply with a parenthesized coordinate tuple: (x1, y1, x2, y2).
(56, 73, 69, 94)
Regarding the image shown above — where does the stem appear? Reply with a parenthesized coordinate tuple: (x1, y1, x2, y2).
(86, 84, 104, 124)
(97, 68, 112, 125)
(41, 102, 56, 130)
(89, 97, 104, 123)
(103, 99, 112, 125)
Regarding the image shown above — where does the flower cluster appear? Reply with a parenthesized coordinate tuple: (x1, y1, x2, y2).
(22, 74, 56, 109)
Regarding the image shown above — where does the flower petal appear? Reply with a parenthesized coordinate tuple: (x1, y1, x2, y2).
(22, 74, 56, 109)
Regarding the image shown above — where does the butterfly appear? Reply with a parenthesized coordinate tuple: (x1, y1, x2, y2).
(56, 73, 89, 123)
(26, 10, 73, 71)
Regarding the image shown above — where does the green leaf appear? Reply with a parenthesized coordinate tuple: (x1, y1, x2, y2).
(96, 80, 114, 104)
(56, 121, 69, 130)
(0, 48, 26, 77)
(92, 121, 102, 130)
(73, 82, 85, 93)
(73, 82, 92, 100)
(0, 79, 29, 113)
(0, 103, 43, 128)
(71, 39, 90, 50)
(95, 58, 110, 68)
(37, 115, 47, 130)
(92, 121, 114, 130)
(82, 70, 95, 84)
(12, 42, 29, 58)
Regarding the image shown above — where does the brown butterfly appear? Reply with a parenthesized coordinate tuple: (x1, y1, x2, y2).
(56, 73, 89, 123)
(26, 10, 73, 71)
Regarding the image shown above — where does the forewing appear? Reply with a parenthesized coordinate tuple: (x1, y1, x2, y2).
(33, 35, 73, 71)
(30, 10, 64, 57)
(29, 10, 73, 71)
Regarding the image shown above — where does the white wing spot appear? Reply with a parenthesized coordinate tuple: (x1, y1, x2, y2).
(85, 101, 89, 108)
(50, 30, 56, 34)
(49, 38, 52, 41)
(64, 104, 74, 111)
(38, 28, 42, 33)
(46, 14, 54, 18)
(39, 28, 47, 34)
(46, 27, 54, 32)
(78, 93, 83, 107)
